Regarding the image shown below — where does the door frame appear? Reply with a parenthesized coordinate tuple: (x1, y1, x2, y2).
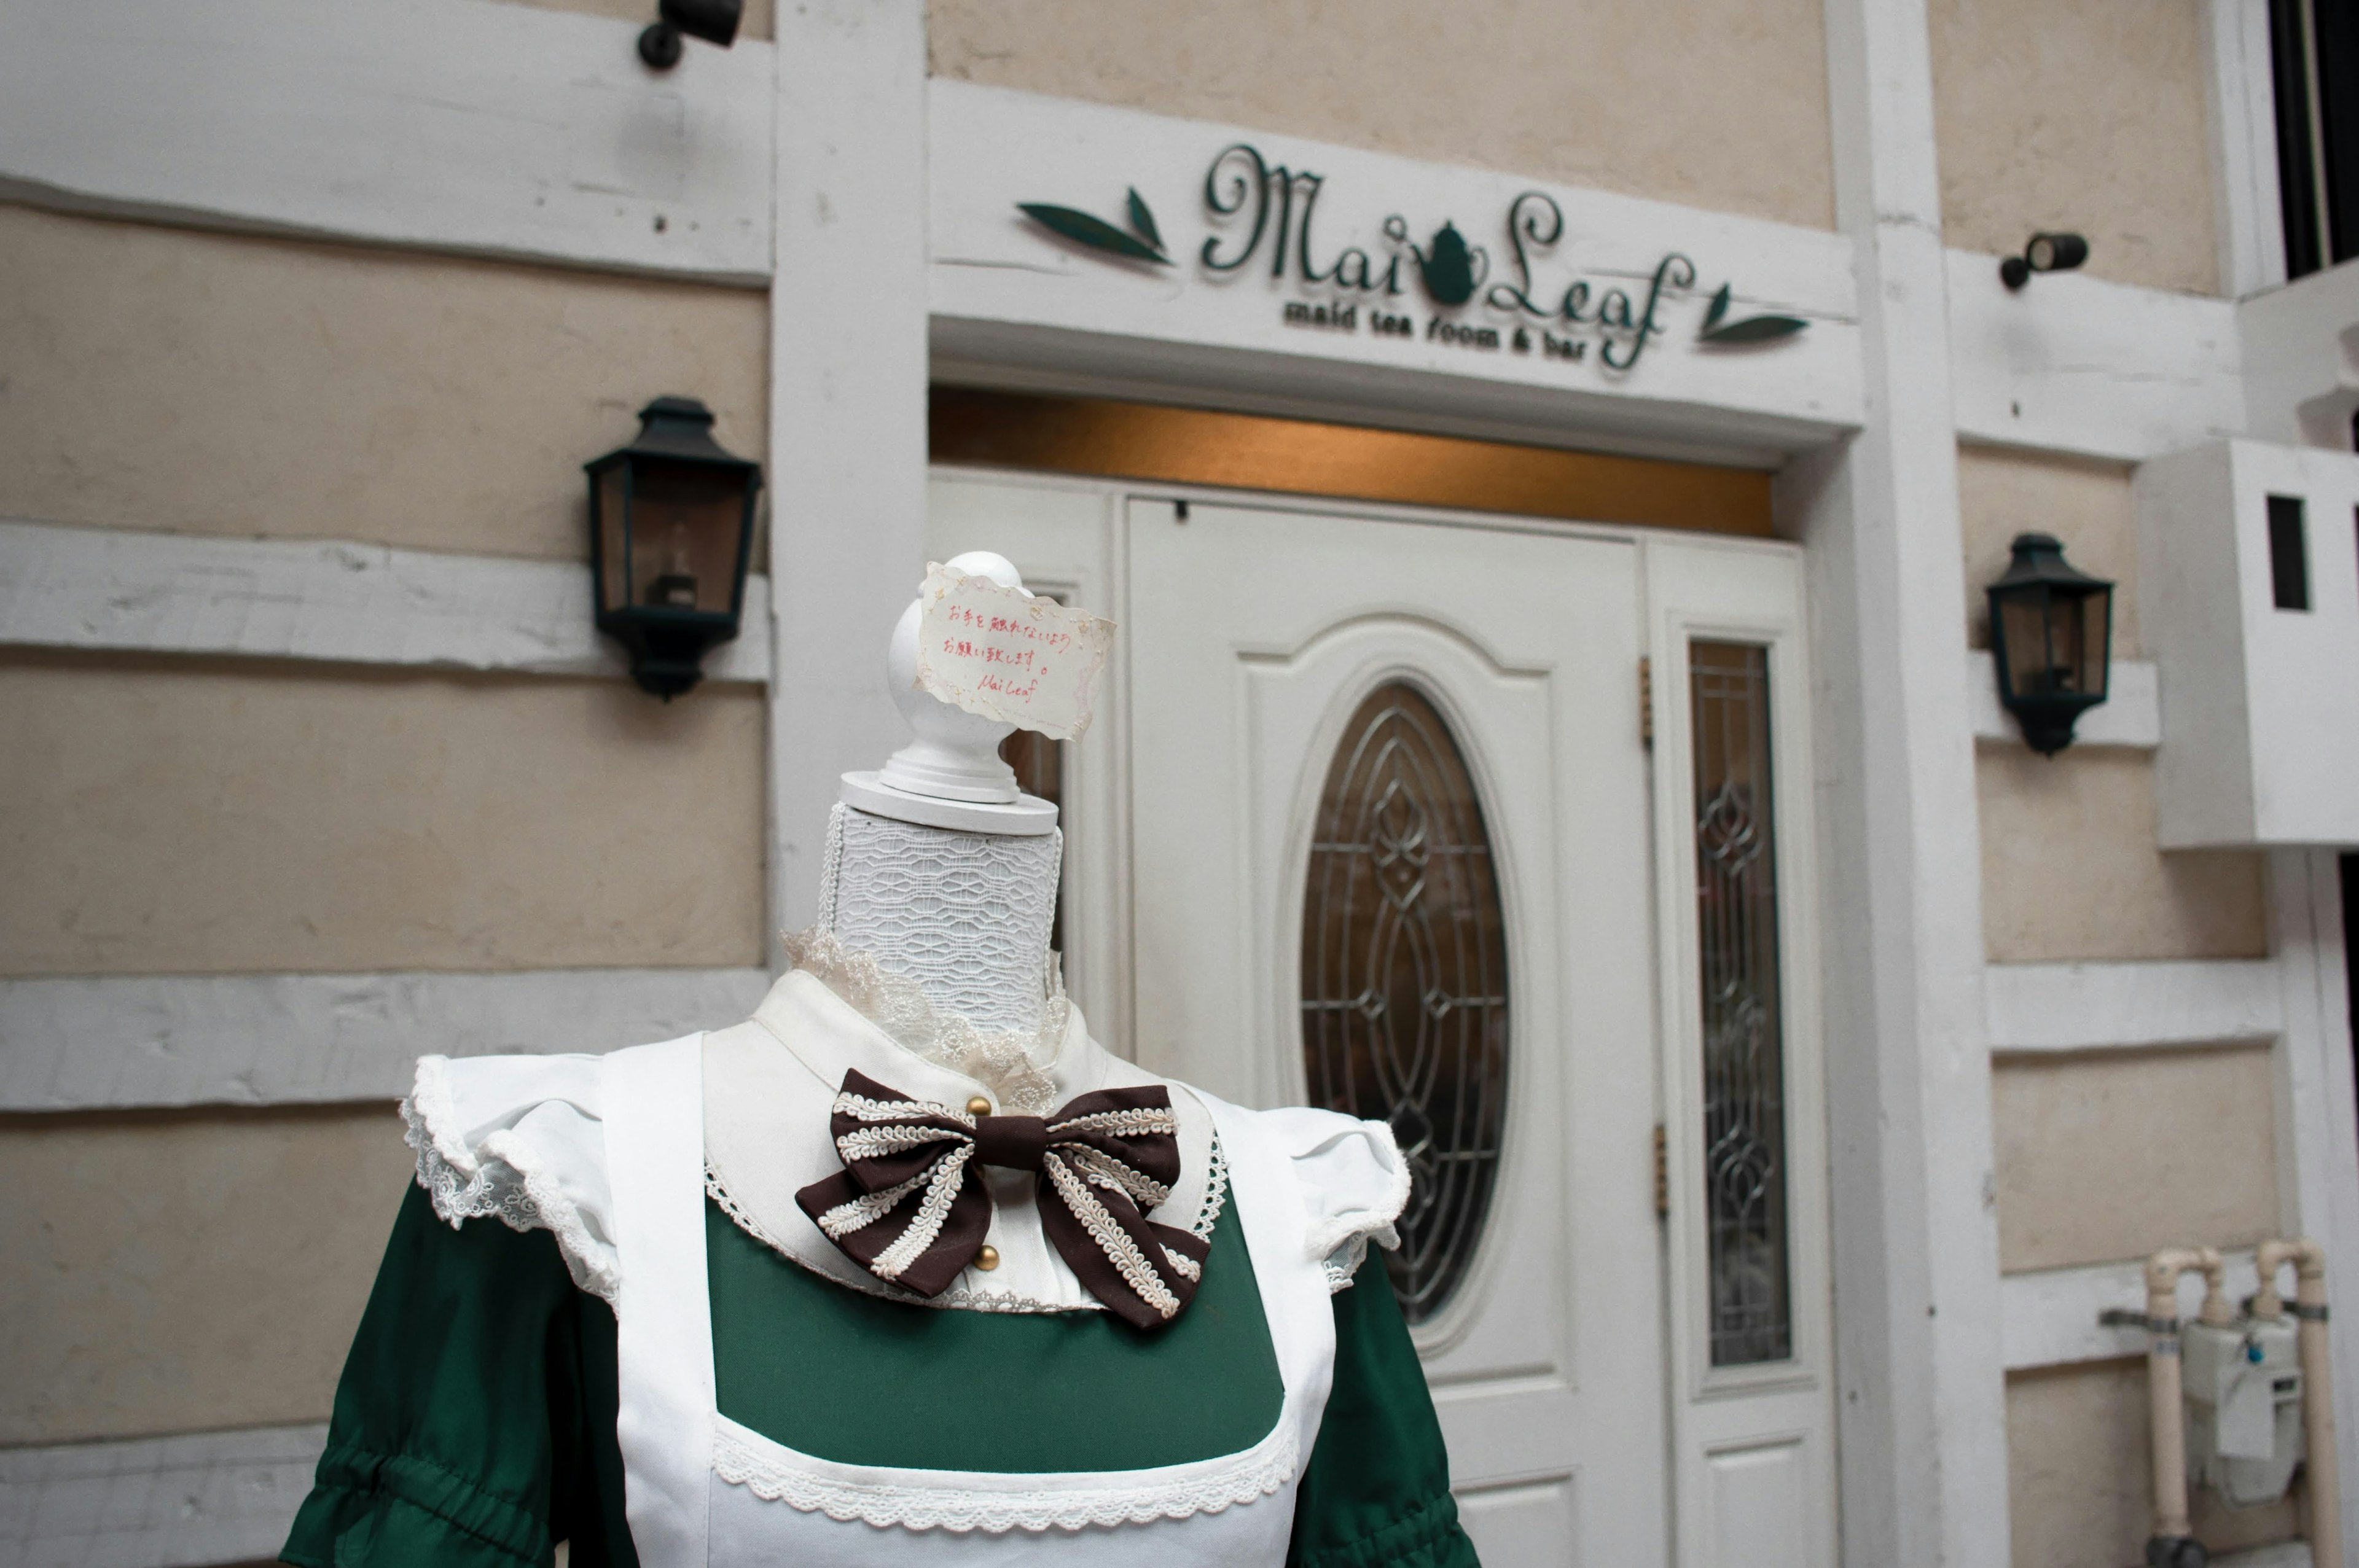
(929, 465, 1839, 1566)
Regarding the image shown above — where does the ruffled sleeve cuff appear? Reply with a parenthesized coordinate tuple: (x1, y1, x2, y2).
(1259, 1106, 1412, 1293)
(401, 1053, 620, 1301)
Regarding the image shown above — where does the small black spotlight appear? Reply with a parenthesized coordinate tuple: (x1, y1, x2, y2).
(638, 0, 742, 70)
(2000, 232, 2091, 291)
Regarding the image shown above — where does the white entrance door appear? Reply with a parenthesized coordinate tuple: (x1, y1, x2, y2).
(928, 475, 1838, 1568)
(1122, 497, 1664, 1566)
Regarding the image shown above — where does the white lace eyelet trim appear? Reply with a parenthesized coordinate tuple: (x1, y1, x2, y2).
(401, 1056, 618, 1303)
(710, 1415, 1297, 1533)
(783, 926, 1068, 1115)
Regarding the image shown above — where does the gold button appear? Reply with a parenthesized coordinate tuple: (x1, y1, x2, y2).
(974, 1244, 1000, 1271)
(966, 1096, 992, 1117)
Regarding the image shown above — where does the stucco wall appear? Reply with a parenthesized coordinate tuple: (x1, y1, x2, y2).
(0, 1107, 415, 1444)
(1979, 748, 2269, 964)
(0, 655, 767, 976)
(0, 204, 768, 561)
(929, 0, 1836, 231)
(1928, 0, 2218, 295)
(1992, 1043, 2279, 1274)
(1958, 444, 2141, 655)
(2008, 1359, 2301, 1567)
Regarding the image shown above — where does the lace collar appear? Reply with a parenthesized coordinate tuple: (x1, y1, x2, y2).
(779, 926, 1071, 1114)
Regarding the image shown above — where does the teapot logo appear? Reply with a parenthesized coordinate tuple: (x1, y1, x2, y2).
(1398, 220, 1488, 308)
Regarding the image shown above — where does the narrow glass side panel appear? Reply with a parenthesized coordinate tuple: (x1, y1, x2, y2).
(1689, 642, 1793, 1366)
(1300, 682, 1509, 1324)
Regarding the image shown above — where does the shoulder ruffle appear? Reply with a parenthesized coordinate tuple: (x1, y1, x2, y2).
(401, 1053, 620, 1301)
(1257, 1106, 1412, 1293)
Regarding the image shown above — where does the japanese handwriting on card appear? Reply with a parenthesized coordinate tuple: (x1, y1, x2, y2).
(912, 563, 1114, 741)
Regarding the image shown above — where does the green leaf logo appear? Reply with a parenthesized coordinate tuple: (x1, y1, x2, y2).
(1019, 190, 1171, 265)
(1697, 281, 1809, 346)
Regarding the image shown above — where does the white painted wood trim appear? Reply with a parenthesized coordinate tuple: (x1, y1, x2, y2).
(764, 2, 931, 943)
(0, 967, 771, 1111)
(2001, 1252, 2262, 1371)
(1985, 959, 2284, 1052)
(1966, 651, 2159, 749)
(2207, 0, 2292, 298)
(0, 520, 771, 684)
(0, 0, 775, 283)
(2266, 849, 2359, 1554)
(0, 1421, 326, 1568)
(1948, 251, 2247, 461)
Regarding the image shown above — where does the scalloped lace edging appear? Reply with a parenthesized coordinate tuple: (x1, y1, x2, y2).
(709, 1417, 1297, 1533)
(781, 926, 1066, 1115)
(401, 1056, 619, 1303)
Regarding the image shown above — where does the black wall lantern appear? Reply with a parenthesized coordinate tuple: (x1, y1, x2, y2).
(1987, 532, 2114, 755)
(585, 396, 761, 699)
(636, 0, 741, 69)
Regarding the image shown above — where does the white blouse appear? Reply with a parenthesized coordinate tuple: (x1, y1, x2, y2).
(402, 962, 1409, 1568)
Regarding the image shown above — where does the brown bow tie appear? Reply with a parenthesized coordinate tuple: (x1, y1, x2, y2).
(794, 1069, 1210, 1330)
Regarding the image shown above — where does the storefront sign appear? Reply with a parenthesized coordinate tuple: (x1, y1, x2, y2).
(1019, 143, 1807, 377)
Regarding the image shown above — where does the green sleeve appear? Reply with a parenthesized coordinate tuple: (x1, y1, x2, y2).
(281, 1184, 636, 1568)
(1288, 1254, 1481, 1568)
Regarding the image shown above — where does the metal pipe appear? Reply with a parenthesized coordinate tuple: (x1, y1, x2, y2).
(2255, 1237, 2342, 1568)
(2145, 1246, 2225, 1550)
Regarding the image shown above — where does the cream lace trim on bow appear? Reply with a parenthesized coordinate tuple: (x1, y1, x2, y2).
(704, 1131, 1229, 1316)
(710, 1413, 1298, 1533)
(783, 926, 1066, 1116)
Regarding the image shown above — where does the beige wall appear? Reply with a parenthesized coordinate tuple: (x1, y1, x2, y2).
(0, 1107, 415, 1444)
(1958, 445, 2140, 655)
(1929, 0, 2218, 295)
(1992, 1043, 2278, 1273)
(1979, 748, 2269, 964)
(2009, 1359, 2300, 1567)
(0, 205, 768, 561)
(931, 0, 1836, 231)
(0, 654, 767, 976)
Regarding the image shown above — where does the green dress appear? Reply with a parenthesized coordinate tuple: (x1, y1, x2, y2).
(284, 1182, 1477, 1568)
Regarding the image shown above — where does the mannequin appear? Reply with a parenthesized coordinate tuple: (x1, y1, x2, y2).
(283, 551, 1476, 1568)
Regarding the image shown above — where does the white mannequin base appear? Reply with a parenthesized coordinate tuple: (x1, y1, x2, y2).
(838, 771, 1059, 836)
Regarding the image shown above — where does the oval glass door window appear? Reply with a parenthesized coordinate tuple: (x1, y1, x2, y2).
(1301, 682, 1509, 1322)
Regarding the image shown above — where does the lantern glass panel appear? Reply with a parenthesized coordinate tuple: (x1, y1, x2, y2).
(628, 462, 746, 614)
(597, 465, 631, 617)
(2062, 591, 2107, 695)
(1997, 591, 2056, 695)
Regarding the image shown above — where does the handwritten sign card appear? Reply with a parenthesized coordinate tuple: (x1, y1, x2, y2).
(912, 563, 1114, 741)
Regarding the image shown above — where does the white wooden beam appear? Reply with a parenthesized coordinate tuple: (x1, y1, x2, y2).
(0, 520, 770, 684)
(0, 1421, 326, 1568)
(765, 4, 931, 943)
(1966, 652, 2159, 749)
(0, 967, 770, 1111)
(2205, 0, 2291, 298)
(0, 0, 774, 283)
(1985, 960, 2283, 1053)
(2001, 1252, 2262, 1371)
(1947, 251, 2247, 461)
(1806, 0, 2011, 1561)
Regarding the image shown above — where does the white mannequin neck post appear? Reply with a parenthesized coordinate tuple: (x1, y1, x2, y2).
(825, 552, 1063, 1034)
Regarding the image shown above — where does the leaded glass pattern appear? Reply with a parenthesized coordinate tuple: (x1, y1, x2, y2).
(1301, 682, 1509, 1323)
(1689, 642, 1793, 1365)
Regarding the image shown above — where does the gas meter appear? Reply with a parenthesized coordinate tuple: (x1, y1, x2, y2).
(2183, 1315, 2304, 1508)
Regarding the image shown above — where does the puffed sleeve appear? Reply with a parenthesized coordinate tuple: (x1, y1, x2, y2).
(281, 1055, 636, 1567)
(1259, 1105, 1413, 1291)
(279, 1182, 635, 1567)
(1266, 1106, 1476, 1568)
